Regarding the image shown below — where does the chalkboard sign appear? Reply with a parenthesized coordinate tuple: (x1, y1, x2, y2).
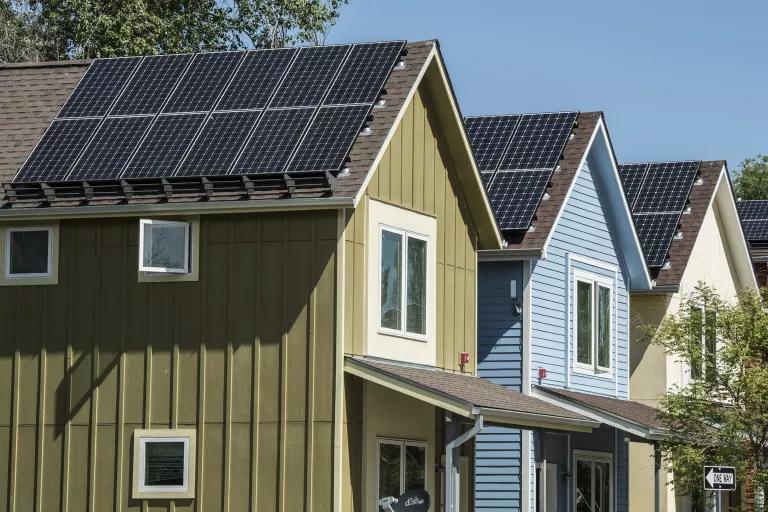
(391, 490, 430, 512)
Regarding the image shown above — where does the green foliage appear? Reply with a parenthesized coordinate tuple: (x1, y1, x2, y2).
(0, 1, 46, 62)
(733, 155, 768, 200)
(1, 0, 348, 62)
(648, 283, 768, 511)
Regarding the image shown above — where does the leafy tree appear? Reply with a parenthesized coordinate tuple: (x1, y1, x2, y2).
(733, 155, 768, 200)
(0, 1, 46, 62)
(649, 283, 768, 511)
(1, 0, 348, 62)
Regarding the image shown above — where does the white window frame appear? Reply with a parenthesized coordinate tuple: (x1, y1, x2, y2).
(139, 219, 191, 274)
(378, 224, 430, 342)
(132, 428, 196, 499)
(376, 438, 428, 506)
(5, 226, 53, 278)
(573, 271, 614, 375)
(688, 304, 717, 383)
(572, 450, 613, 512)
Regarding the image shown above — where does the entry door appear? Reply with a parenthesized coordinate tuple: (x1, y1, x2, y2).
(573, 451, 612, 512)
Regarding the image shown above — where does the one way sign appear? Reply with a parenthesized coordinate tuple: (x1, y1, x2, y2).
(703, 466, 736, 491)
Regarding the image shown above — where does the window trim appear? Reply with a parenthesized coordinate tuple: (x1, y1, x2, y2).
(132, 428, 196, 500)
(139, 219, 191, 274)
(572, 270, 614, 376)
(572, 450, 613, 512)
(688, 304, 717, 383)
(375, 437, 428, 506)
(5, 225, 53, 278)
(378, 224, 430, 342)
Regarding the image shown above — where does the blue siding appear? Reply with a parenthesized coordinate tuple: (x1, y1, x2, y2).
(475, 261, 523, 512)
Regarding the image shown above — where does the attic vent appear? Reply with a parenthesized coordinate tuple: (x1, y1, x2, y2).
(674, 230, 684, 240)
(542, 192, 551, 201)
(360, 126, 372, 136)
(661, 260, 672, 271)
(394, 60, 406, 70)
(694, 175, 704, 186)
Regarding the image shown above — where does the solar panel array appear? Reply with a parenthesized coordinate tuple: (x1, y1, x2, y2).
(738, 200, 768, 241)
(464, 112, 578, 230)
(618, 161, 700, 267)
(14, 41, 406, 184)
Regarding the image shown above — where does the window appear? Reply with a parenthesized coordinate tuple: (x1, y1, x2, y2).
(5, 227, 52, 278)
(139, 219, 190, 274)
(690, 306, 717, 382)
(377, 439, 426, 507)
(574, 275, 612, 372)
(133, 429, 196, 499)
(574, 451, 612, 512)
(380, 227, 428, 338)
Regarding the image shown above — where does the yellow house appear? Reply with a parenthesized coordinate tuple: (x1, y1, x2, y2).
(619, 161, 756, 512)
(0, 40, 596, 511)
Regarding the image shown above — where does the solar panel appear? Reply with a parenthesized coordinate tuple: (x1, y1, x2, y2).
(68, 116, 154, 181)
(323, 41, 404, 105)
(618, 163, 649, 208)
(58, 57, 141, 118)
(163, 51, 244, 113)
(268, 45, 349, 108)
(177, 110, 262, 176)
(742, 219, 768, 240)
(13, 118, 101, 182)
(633, 213, 680, 267)
(737, 200, 768, 221)
(498, 112, 577, 171)
(633, 161, 698, 213)
(287, 105, 370, 173)
(216, 48, 297, 111)
(233, 108, 315, 174)
(109, 54, 193, 116)
(123, 113, 207, 178)
(487, 170, 551, 230)
(464, 115, 521, 172)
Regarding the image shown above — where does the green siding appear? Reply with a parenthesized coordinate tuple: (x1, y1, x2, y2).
(0, 211, 337, 512)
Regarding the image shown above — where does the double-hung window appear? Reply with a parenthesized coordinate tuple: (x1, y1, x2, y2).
(575, 274, 612, 373)
(377, 439, 427, 506)
(379, 226, 428, 338)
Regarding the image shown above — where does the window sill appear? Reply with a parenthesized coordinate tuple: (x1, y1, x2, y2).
(572, 364, 614, 379)
(377, 328, 430, 344)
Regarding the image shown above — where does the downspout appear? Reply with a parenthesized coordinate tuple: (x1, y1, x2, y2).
(654, 442, 662, 512)
(445, 413, 484, 512)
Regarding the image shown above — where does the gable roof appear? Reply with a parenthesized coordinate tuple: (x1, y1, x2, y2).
(0, 41, 501, 247)
(738, 200, 768, 261)
(620, 160, 755, 290)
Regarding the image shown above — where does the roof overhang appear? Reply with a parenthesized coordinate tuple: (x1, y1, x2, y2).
(531, 386, 669, 441)
(478, 248, 544, 261)
(345, 357, 597, 432)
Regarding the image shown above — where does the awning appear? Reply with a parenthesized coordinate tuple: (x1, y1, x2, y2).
(345, 357, 598, 432)
(531, 385, 669, 440)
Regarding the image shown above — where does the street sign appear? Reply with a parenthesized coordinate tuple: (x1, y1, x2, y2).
(703, 466, 736, 491)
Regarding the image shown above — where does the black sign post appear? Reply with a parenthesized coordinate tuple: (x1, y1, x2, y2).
(703, 466, 736, 491)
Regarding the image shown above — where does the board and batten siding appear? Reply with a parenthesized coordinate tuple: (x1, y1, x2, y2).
(530, 162, 629, 399)
(475, 261, 524, 512)
(342, 84, 478, 372)
(0, 211, 338, 512)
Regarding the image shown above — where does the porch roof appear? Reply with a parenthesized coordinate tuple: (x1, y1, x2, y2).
(344, 357, 598, 432)
(532, 385, 669, 440)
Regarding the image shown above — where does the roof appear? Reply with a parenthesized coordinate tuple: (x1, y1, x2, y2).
(737, 199, 768, 261)
(532, 385, 668, 440)
(345, 357, 597, 431)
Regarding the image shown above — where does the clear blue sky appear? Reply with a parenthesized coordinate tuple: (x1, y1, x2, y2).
(326, 0, 768, 170)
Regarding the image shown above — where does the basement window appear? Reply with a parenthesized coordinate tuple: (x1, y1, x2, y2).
(139, 219, 190, 274)
(133, 429, 196, 499)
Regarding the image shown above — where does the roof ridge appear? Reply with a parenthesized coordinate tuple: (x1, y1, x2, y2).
(0, 59, 92, 69)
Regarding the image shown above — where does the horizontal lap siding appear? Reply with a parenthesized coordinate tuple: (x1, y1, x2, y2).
(530, 162, 629, 399)
(475, 262, 523, 511)
(0, 212, 338, 512)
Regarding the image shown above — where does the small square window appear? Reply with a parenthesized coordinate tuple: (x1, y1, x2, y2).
(133, 429, 196, 499)
(6, 227, 52, 278)
(139, 219, 190, 274)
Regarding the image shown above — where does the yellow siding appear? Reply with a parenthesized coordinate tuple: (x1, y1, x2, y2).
(343, 84, 478, 373)
(0, 212, 337, 512)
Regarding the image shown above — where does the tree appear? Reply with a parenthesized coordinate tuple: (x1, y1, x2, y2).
(733, 155, 768, 200)
(0, 1, 46, 62)
(649, 284, 768, 511)
(1, 0, 348, 62)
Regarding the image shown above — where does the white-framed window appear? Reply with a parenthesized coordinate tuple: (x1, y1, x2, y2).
(574, 272, 613, 373)
(690, 305, 717, 382)
(5, 226, 53, 278)
(379, 225, 428, 339)
(139, 219, 191, 274)
(132, 429, 196, 499)
(573, 450, 612, 512)
(377, 438, 427, 507)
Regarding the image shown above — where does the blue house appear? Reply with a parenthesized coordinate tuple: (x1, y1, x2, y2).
(465, 112, 663, 512)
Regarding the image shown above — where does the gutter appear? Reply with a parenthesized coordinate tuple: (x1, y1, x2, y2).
(631, 283, 679, 295)
(478, 407, 597, 432)
(478, 248, 543, 261)
(445, 413, 483, 512)
(0, 197, 355, 221)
